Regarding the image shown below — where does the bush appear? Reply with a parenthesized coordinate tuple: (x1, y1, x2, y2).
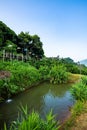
(38, 65, 50, 80)
(10, 64, 40, 88)
(49, 65, 68, 84)
(81, 76, 87, 85)
(71, 77, 87, 101)
(0, 61, 41, 99)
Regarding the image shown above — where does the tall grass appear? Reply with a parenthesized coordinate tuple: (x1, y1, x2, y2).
(4, 106, 60, 130)
(38, 65, 50, 80)
(63, 76, 87, 129)
(71, 76, 87, 102)
(49, 65, 68, 84)
(63, 101, 85, 130)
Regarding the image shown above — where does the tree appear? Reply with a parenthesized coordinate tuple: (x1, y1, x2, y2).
(4, 40, 17, 52)
(30, 35, 44, 59)
(18, 32, 44, 59)
(0, 21, 44, 60)
(63, 57, 74, 64)
(0, 21, 18, 49)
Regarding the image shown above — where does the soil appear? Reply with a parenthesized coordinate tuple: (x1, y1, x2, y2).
(71, 113, 87, 130)
(0, 71, 11, 79)
(60, 102, 87, 130)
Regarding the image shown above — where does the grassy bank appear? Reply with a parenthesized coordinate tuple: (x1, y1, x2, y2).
(0, 64, 81, 103)
(3, 73, 83, 130)
(0, 61, 41, 100)
(0, 61, 84, 130)
(0, 60, 69, 101)
(61, 101, 87, 130)
(67, 73, 82, 83)
(60, 76, 87, 130)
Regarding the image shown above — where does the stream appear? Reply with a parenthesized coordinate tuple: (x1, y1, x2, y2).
(0, 82, 75, 129)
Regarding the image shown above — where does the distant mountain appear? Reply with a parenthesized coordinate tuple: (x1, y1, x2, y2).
(80, 59, 87, 66)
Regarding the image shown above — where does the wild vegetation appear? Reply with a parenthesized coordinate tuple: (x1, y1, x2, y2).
(61, 76, 87, 129)
(0, 56, 85, 101)
(0, 61, 40, 99)
(71, 76, 87, 101)
(4, 106, 60, 130)
(49, 65, 68, 84)
(0, 60, 68, 100)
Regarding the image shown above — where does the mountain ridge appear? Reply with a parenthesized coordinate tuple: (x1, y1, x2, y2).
(80, 59, 87, 66)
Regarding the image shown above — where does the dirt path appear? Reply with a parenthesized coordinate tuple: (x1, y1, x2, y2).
(62, 102, 87, 130)
(71, 113, 87, 130)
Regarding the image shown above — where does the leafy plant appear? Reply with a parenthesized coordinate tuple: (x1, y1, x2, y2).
(81, 76, 87, 85)
(49, 65, 68, 84)
(4, 106, 60, 130)
(71, 77, 87, 101)
(0, 61, 41, 99)
(38, 65, 50, 80)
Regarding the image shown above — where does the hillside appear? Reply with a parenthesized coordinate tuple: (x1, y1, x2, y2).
(80, 59, 87, 66)
(0, 21, 44, 59)
(0, 21, 18, 48)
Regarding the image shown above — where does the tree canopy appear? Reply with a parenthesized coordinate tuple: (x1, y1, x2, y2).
(0, 21, 44, 59)
(0, 21, 18, 49)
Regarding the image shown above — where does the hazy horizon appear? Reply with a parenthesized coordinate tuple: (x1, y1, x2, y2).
(0, 0, 87, 62)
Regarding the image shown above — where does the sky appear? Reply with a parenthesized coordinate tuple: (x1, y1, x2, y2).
(0, 0, 87, 62)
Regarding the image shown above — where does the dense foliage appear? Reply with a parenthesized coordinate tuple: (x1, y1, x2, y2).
(18, 32, 44, 59)
(33, 57, 87, 75)
(71, 76, 87, 101)
(0, 21, 44, 59)
(0, 21, 87, 74)
(0, 60, 69, 100)
(49, 65, 68, 84)
(0, 55, 87, 101)
(0, 21, 18, 48)
(0, 56, 87, 101)
(0, 61, 40, 99)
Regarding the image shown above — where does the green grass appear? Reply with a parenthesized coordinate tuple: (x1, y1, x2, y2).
(67, 73, 81, 83)
(62, 101, 86, 130)
(61, 76, 87, 130)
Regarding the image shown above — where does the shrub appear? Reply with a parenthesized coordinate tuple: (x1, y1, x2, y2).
(49, 65, 68, 84)
(81, 76, 87, 85)
(10, 64, 40, 88)
(0, 61, 41, 99)
(71, 78, 87, 101)
(38, 65, 50, 80)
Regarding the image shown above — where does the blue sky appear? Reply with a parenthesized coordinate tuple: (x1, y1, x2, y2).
(0, 0, 87, 61)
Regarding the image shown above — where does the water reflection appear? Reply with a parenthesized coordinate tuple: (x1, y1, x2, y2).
(0, 82, 74, 129)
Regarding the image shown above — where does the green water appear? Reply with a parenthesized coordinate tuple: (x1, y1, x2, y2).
(0, 82, 74, 129)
